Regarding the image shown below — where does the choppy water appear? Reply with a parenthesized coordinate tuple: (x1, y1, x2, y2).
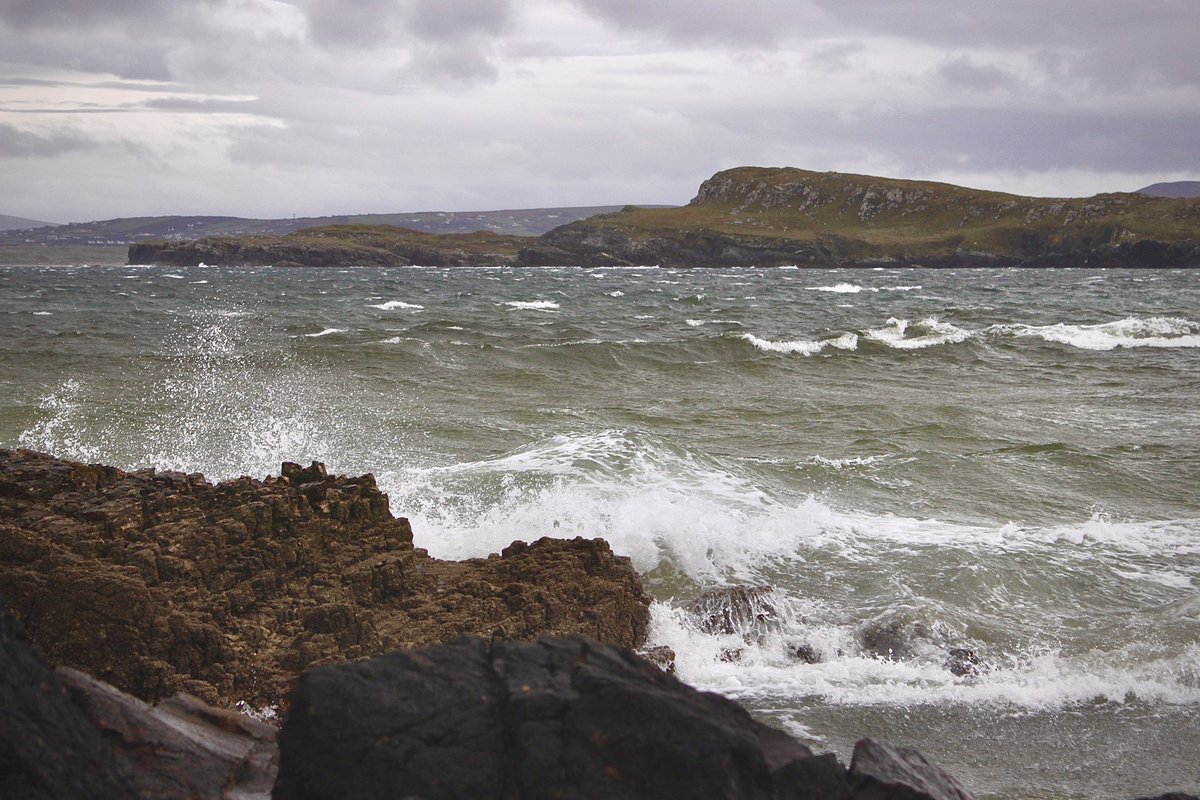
(2, 264, 1198, 798)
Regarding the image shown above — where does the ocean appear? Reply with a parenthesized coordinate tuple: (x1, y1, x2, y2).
(1, 263, 1198, 799)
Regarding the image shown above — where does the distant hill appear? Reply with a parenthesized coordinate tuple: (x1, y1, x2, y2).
(0, 214, 57, 232)
(1137, 181, 1200, 198)
(0, 206, 670, 250)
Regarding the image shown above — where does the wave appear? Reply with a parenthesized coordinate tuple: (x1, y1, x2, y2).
(739, 315, 1200, 357)
(741, 332, 859, 356)
(304, 328, 346, 337)
(807, 283, 864, 293)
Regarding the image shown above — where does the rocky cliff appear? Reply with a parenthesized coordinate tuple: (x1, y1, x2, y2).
(0, 449, 650, 710)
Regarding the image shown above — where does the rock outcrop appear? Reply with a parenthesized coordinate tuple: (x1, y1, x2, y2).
(0, 448, 651, 709)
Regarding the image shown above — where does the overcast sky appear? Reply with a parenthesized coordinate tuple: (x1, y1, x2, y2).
(2, 0, 1198, 222)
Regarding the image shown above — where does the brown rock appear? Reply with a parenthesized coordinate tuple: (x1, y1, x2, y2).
(0, 448, 651, 710)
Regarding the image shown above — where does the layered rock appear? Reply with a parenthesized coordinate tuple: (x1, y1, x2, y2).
(0, 448, 651, 709)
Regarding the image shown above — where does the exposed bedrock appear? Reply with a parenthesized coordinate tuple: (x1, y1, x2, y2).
(0, 448, 651, 709)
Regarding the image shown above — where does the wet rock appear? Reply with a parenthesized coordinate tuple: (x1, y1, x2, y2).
(0, 448, 651, 709)
(59, 667, 278, 800)
(0, 600, 136, 799)
(274, 634, 815, 800)
(685, 585, 781, 640)
(790, 641, 823, 664)
(773, 752, 853, 800)
(849, 737, 975, 800)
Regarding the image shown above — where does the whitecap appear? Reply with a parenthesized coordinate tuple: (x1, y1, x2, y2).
(370, 300, 425, 311)
(998, 316, 1200, 350)
(864, 317, 972, 350)
(503, 300, 560, 311)
(305, 328, 346, 338)
(807, 283, 866, 293)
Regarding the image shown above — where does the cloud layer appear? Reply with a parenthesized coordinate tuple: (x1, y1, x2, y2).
(1, 0, 1197, 220)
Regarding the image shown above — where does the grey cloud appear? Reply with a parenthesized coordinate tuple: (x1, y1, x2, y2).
(566, 0, 816, 45)
(0, 122, 94, 157)
(937, 56, 1019, 92)
(752, 105, 1200, 176)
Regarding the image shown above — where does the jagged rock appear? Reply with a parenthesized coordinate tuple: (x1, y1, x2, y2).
(849, 738, 975, 800)
(274, 634, 819, 800)
(685, 585, 781, 640)
(790, 642, 823, 664)
(59, 667, 278, 800)
(0, 448, 651, 709)
(0, 600, 136, 799)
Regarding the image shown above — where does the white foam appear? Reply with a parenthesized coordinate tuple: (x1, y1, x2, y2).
(32, 311, 52, 316)
(607, 290, 625, 297)
(369, 300, 425, 311)
(651, 601, 1200, 710)
(305, 328, 346, 338)
(503, 300, 560, 311)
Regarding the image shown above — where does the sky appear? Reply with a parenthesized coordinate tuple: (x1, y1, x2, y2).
(1, 0, 1198, 223)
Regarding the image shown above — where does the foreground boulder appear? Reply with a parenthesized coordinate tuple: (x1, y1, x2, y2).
(0, 448, 651, 709)
(1, 599, 276, 799)
(0, 602, 135, 800)
(274, 634, 817, 800)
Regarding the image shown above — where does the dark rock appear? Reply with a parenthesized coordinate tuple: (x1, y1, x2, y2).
(685, 585, 781, 639)
(773, 752, 854, 800)
(274, 635, 815, 800)
(0, 600, 136, 800)
(0, 448, 651, 709)
(1131, 795, 1200, 800)
(59, 667, 277, 800)
(943, 648, 981, 677)
(849, 737, 975, 800)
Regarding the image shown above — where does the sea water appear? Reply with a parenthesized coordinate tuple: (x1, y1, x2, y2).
(1, 264, 1198, 799)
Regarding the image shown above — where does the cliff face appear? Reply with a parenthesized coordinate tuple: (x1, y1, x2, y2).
(0, 449, 651, 710)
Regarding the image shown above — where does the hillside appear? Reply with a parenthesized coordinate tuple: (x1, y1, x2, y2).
(518, 167, 1200, 268)
(128, 224, 528, 268)
(0, 214, 56, 232)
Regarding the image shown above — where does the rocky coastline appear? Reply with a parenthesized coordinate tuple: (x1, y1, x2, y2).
(127, 167, 1200, 269)
(2, 449, 1197, 799)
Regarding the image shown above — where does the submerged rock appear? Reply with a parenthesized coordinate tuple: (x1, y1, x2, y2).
(685, 585, 781, 640)
(0, 448, 651, 709)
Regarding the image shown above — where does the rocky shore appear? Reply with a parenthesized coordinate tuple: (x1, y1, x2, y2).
(2, 449, 1197, 799)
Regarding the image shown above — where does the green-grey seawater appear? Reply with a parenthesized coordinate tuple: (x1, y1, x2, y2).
(2, 264, 1198, 799)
